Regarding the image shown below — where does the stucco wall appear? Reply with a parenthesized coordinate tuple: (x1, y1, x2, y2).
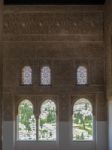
(104, 0, 112, 150)
(0, 4, 108, 150)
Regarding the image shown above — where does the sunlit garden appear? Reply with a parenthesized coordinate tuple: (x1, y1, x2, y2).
(17, 100, 36, 140)
(72, 98, 93, 141)
(17, 99, 56, 141)
(38, 100, 56, 141)
(17, 98, 93, 141)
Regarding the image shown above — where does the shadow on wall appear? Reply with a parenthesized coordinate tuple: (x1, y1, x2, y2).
(108, 100, 112, 150)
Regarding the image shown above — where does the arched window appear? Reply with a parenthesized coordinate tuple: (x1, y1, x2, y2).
(72, 98, 93, 141)
(40, 66, 51, 85)
(38, 100, 56, 141)
(77, 66, 87, 85)
(17, 100, 36, 141)
(22, 66, 32, 85)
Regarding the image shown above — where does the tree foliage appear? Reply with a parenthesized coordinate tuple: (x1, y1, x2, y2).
(19, 101, 34, 131)
(73, 99, 93, 141)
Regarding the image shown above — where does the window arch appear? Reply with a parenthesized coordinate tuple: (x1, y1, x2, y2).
(77, 66, 87, 85)
(38, 100, 56, 141)
(22, 66, 32, 85)
(17, 99, 36, 141)
(40, 66, 51, 85)
(72, 98, 93, 141)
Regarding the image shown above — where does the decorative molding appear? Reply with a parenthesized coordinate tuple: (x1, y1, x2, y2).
(3, 5, 104, 13)
(71, 94, 96, 115)
(3, 12, 103, 35)
(59, 94, 70, 121)
(2, 34, 103, 42)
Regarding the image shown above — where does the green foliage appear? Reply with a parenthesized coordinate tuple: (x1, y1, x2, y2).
(39, 101, 56, 140)
(19, 101, 34, 131)
(46, 106, 56, 123)
(73, 101, 93, 140)
(39, 103, 56, 128)
(40, 118, 47, 128)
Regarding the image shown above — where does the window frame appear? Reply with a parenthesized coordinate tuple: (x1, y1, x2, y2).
(38, 99, 57, 142)
(16, 99, 36, 141)
(71, 96, 95, 142)
(76, 65, 88, 86)
(39, 65, 52, 87)
(74, 61, 90, 86)
(15, 96, 58, 143)
(20, 65, 33, 86)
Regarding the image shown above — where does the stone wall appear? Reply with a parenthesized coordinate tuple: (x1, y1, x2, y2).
(0, 1, 3, 150)
(104, 1, 112, 150)
(1, 5, 107, 150)
(2, 5, 106, 121)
